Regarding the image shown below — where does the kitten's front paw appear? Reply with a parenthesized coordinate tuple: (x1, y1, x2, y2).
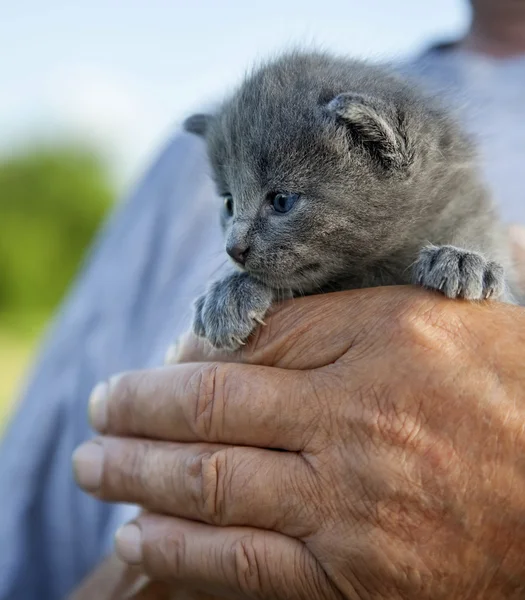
(413, 244, 505, 300)
(192, 273, 274, 350)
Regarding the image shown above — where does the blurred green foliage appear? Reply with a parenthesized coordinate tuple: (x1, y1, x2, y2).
(0, 143, 115, 422)
(0, 144, 115, 326)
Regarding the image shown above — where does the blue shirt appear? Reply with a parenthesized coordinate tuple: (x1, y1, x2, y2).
(1, 48, 525, 599)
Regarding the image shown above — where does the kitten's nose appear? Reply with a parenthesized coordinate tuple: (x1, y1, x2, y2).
(227, 243, 250, 266)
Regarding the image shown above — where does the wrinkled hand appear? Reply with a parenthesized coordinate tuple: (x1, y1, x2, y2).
(73, 286, 525, 599)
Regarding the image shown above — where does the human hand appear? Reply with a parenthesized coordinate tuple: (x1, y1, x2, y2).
(73, 286, 525, 598)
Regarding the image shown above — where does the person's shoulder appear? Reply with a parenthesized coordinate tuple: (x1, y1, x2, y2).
(381, 43, 467, 113)
(147, 102, 219, 173)
(391, 41, 465, 86)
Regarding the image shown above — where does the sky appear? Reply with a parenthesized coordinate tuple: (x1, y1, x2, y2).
(1, 0, 469, 189)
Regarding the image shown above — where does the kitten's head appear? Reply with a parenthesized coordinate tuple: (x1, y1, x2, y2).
(184, 52, 459, 292)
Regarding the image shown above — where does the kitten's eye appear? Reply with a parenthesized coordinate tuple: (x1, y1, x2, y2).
(270, 192, 299, 214)
(223, 194, 234, 216)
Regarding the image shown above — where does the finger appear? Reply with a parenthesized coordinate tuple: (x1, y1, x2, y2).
(115, 515, 341, 600)
(165, 331, 210, 365)
(91, 362, 321, 452)
(168, 292, 365, 369)
(74, 437, 313, 537)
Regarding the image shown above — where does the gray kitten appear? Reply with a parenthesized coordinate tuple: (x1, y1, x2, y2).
(184, 51, 517, 350)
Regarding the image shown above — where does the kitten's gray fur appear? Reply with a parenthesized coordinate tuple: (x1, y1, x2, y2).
(184, 51, 518, 350)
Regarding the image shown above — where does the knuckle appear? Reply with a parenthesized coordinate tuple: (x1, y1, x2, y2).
(118, 440, 151, 499)
(229, 535, 264, 592)
(187, 362, 228, 439)
(189, 448, 230, 525)
(145, 525, 187, 580)
(394, 295, 464, 355)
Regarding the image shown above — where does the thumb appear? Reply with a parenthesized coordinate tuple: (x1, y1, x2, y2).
(166, 286, 435, 370)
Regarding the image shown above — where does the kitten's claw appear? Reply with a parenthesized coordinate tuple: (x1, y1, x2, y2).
(413, 244, 505, 301)
(191, 273, 274, 350)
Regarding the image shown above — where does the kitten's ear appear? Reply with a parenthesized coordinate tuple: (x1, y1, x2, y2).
(327, 93, 413, 172)
(183, 113, 213, 137)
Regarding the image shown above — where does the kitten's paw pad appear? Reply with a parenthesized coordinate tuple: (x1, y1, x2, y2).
(192, 274, 273, 350)
(413, 245, 505, 300)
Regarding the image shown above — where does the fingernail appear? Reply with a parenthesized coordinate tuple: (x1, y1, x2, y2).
(115, 524, 143, 564)
(72, 441, 104, 491)
(88, 381, 108, 432)
(164, 341, 180, 365)
(109, 371, 127, 390)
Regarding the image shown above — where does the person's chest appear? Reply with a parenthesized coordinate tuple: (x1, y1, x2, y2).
(403, 54, 525, 224)
(468, 80, 525, 224)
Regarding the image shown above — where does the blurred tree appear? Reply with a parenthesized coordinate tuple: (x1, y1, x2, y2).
(0, 144, 114, 325)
